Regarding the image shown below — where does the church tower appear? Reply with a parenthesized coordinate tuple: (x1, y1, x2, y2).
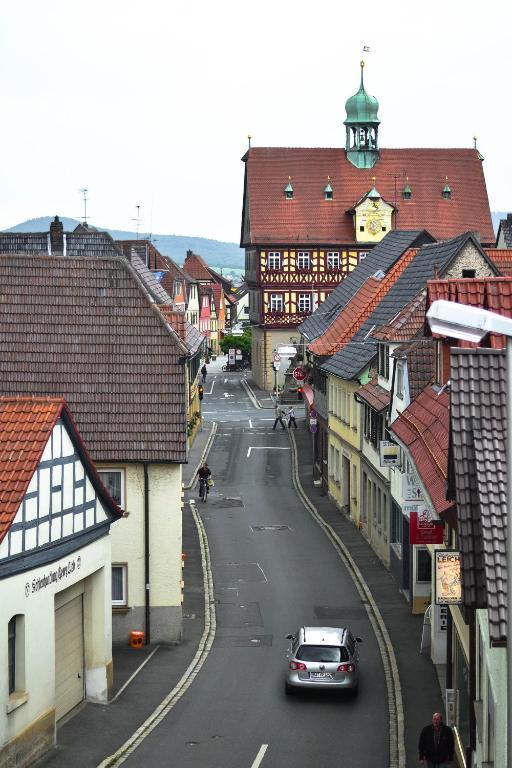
(344, 61, 380, 169)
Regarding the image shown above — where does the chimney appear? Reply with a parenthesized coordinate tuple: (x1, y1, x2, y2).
(163, 308, 186, 342)
(50, 216, 64, 255)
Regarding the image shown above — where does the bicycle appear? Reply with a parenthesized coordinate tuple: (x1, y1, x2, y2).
(199, 477, 209, 502)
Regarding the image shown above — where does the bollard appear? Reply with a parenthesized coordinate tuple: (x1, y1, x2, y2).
(129, 630, 145, 648)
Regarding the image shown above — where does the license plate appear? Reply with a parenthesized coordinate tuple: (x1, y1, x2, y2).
(310, 672, 332, 680)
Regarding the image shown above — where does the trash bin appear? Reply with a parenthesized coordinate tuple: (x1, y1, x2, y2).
(129, 630, 145, 648)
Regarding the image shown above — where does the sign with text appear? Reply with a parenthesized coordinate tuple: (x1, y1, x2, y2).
(409, 508, 444, 545)
(379, 441, 400, 467)
(402, 472, 424, 501)
(435, 551, 461, 604)
(293, 367, 307, 382)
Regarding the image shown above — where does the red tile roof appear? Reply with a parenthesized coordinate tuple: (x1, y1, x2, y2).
(183, 252, 213, 281)
(308, 248, 418, 356)
(485, 249, 512, 276)
(243, 147, 494, 245)
(372, 290, 426, 341)
(0, 397, 122, 544)
(427, 277, 512, 349)
(355, 379, 390, 412)
(390, 385, 452, 516)
(211, 283, 223, 313)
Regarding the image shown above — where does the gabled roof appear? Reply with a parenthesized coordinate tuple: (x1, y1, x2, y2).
(183, 251, 213, 281)
(0, 397, 122, 545)
(211, 283, 224, 313)
(322, 232, 496, 380)
(392, 339, 435, 401)
(426, 276, 512, 349)
(448, 348, 507, 645)
(390, 385, 452, 517)
(0, 228, 123, 258)
(484, 249, 512, 276)
(372, 289, 426, 342)
(241, 147, 494, 246)
(0, 255, 189, 463)
(300, 230, 432, 341)
(496, 215, 512, 248)
(354, 378, 390, 413)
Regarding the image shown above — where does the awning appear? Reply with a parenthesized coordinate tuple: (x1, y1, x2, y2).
(302, 383, 314, 409)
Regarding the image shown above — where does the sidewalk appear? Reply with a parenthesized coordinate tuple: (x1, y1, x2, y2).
(246, 380, 445, 765)
(37, 425, 214, 767)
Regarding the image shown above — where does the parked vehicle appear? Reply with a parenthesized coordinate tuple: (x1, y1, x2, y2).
(284, 626, 362, 695)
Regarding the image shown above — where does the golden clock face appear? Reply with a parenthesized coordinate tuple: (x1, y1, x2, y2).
(367, 218, 381, 235)
(370, 199, 380, 209)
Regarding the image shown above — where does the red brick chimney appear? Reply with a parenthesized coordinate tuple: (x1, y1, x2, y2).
(50, 215, 64, 255)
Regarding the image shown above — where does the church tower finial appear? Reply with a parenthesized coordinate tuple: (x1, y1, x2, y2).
(344, 60, 380, 169)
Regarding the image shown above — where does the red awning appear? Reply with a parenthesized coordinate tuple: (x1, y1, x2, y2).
(302, 383, 314, 409)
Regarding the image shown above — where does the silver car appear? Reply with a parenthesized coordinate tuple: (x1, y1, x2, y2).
(285, 626, 362, 695)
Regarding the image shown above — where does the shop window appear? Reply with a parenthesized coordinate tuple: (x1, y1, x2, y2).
(391, 501, 402, 546)
(98, 469, 125, 509)
(112, 564, 128, 607)
(416, 549, 432, 582)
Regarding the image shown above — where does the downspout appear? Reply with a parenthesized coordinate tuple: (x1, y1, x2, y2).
(144, 463, 150, 645)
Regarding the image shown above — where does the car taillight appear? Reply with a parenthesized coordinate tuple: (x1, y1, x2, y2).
(337, 663, 354, 673)
(289, 661, 307, 670)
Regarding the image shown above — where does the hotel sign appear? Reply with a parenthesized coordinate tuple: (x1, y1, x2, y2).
(435, 551, 462, 605)
(408, 507, 444, 545)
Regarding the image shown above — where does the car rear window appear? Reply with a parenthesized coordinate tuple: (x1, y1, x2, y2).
(296, 645, 349, 663)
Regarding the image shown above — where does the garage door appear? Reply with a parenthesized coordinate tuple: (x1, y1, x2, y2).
(55, 595, 84, 720)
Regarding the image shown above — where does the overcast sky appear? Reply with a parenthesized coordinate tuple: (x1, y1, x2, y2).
(1, 0, 510, 242)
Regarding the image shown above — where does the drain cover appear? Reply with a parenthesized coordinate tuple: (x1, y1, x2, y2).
(251, 525, 290, 532)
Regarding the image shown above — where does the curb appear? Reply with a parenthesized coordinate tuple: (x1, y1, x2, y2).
(241, 377, 275, 410)
(97, 501, 217, 767)
(288, 429, 405, 768)
(183, 421, 218, 490)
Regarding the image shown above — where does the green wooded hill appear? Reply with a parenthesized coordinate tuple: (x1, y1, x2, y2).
(5, 216, 245, 271)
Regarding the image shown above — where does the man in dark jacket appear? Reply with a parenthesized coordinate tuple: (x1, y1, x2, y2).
(419, 712, 454, 766)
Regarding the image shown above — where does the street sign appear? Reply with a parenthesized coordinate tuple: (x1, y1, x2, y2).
(293, 367, 306, 382)
(309, 422, 318, 434)
(273, 353, 281, 362)
(309, 407, 317, 419)
(273, 362, 281, 371)
(235, 348, 242, 359)
(309, 417, 318, 426)
(228, 348, 236, 365)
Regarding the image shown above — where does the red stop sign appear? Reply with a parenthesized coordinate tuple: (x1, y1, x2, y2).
(293, 367, 306, 382)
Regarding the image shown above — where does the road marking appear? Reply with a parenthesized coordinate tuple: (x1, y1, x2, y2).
(223, 392, 234, 398)
(246, 447, 291, 458)
(251, 744, 268, 768)
(249, 419, 253, 428)
(206, 380, 215, 395)
(203, 411, 216, 414)
(109, 646, 160, 703)
(224, 378, 228, 384)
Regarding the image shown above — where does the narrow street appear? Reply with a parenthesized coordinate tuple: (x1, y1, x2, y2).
(120, 364, 389, 767)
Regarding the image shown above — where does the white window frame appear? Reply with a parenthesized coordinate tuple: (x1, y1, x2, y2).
(269, 294, 284, 312)
(327, 251, 340, 269)
(267, 251, 281, 270)
(98, 468, 125, 509)
(297, 251, 311, 270)
(298, 293, 311, 312)
(112, 564, 128, 607)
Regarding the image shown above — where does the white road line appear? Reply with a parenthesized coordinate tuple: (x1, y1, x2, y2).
(203, 411, 216, 414)
(206, 381, 214, 395)
(109, 646, 160, 703)
(251, 744, 268, 768)
(246, 447, 291, 458)
(249, 419, 253, 428)
(224, 378, 228, 384)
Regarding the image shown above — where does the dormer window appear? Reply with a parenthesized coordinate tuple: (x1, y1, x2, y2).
(442, 177, 452, 199)
(402, 178, 412, 199)
(324, 177, 333, 200)
(284, 177, 294, 200)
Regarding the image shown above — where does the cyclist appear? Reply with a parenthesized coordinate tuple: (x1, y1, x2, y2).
(197, 462, 212, 502)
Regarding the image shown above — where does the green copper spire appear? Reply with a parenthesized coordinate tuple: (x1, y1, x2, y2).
(344, 61, 380, 169)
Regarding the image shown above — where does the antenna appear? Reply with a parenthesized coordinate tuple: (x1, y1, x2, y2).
(79, 188, 88, 224)
(132, 204, 143, 240)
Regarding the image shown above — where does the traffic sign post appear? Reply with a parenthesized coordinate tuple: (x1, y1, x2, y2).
(293, 367, 306, 382)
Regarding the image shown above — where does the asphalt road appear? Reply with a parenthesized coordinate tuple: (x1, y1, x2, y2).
(123, 370, 389, 768)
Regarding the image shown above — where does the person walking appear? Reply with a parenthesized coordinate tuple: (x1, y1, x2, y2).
(418, 712, 454, 767)
(201, 364, 207, 383)
(287, 405, 297, 429)
(272, 403, 286, 430)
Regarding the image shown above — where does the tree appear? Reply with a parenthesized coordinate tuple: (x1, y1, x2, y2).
(220, 329, 251, 357)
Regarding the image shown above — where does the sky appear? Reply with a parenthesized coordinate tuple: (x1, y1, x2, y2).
(1, 0, 511, 243)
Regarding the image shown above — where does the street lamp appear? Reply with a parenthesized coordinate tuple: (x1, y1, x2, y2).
(426, 299, 512, 766)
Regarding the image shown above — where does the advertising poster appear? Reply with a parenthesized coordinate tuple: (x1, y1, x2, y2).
(435, 551, 462, 605)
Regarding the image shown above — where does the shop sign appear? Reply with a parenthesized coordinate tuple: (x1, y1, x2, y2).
(379, 441, 400, 467)
(402, 472, 424, 501)
(293, 367, 307, 382)
(25, 555, 82, 597)
(409, 507, 444, 545)
(435, 550, 462, 605)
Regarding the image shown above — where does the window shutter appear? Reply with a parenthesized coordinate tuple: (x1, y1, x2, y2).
(370, 410, 378, 445)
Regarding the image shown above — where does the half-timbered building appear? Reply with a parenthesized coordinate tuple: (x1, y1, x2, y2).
(241, 61, 495, 389)
(0, 397, 122, 767)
